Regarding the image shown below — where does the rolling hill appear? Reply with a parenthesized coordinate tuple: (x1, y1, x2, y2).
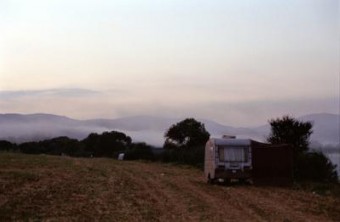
(0, 113, 339, 146)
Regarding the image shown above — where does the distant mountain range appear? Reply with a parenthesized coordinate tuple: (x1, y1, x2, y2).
(0, 113, 339, 147)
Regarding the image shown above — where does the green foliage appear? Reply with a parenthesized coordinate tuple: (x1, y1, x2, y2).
(82, 131, 132, 157)
(19, 142, 44, 154)
(124, 143, 155, 160)
(162, 118, 210, 168)
(16, 131, 132, 158)
(19, 137, 84, 156)
(267, 115, 337, 183)
(2, 131, 156, 161)
(0, 140, 17, 152)
(161, 145, 205, 168)
(43, 137, 83, 156)
(267, 115, 313, 153)
(295, 152, 338, 183)
(164, 118, 210, 149)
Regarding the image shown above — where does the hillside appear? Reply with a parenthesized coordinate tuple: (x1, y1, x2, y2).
(0, 153, 339, 221)
(0, 113, 339, 146)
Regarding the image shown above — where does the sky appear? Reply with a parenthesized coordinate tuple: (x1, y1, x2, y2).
(0, 0, 339, 126)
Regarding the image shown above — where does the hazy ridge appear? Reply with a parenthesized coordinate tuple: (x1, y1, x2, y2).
(0, 113, 338, 148)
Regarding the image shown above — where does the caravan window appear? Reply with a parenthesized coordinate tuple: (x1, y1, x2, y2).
(218, 146, 249, 162)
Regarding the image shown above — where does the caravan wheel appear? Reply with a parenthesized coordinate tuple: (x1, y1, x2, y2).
(223, 178, 231, 185)
(207, 174, 214, 184)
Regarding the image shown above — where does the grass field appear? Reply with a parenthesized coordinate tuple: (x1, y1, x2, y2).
(0, 153, 339, 221)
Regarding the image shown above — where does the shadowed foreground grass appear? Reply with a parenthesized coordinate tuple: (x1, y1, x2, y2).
(0, 153, 339, 221)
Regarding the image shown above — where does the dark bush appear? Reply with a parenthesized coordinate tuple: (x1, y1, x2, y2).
(124, 143, 155, 160)
(161, 145, 205, 169)
(295, 151, 338, 183)
(82, 131, 131, 157)
(18, 137, 85, 156)
(0, 140, 17, 152)
(19, 142, 44, 154)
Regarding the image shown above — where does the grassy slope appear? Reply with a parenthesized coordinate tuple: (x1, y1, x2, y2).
(0, 153, 339, 222)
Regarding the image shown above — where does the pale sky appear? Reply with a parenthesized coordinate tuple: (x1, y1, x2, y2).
(0, 0, 339, 126)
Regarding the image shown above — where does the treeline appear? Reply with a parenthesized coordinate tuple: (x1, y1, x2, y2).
(0, 117, 338, 183)
(0, 131, 155, 161)
(0, 130, 206, 168)
(0, 118, 211, 169)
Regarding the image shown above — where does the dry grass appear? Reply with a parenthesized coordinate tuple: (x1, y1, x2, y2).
(0, 152, 339, 221)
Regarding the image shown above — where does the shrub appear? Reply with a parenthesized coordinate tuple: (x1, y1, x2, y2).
(295, 151, 338, 183)
(124, 143, 155, 160)
(0, 140, 17, 152)
(161, 145, 205, 169)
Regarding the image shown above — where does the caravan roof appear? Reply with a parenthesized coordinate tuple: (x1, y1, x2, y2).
(210, 138, 252, 146)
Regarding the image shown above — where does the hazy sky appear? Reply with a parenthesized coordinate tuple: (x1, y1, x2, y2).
(0, 0, 339, 126)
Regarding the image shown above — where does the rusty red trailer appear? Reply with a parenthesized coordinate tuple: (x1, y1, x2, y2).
(251, 141, 293, 185)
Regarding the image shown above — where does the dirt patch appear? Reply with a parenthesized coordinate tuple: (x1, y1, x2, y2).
(0, 153, 339, 221)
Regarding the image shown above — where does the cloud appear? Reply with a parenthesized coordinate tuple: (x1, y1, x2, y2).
(0, 88, 101, 99)
(0, 85, 338, 127)
(95, 96, 339, 127)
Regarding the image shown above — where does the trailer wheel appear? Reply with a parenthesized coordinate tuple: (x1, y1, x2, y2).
(222, 178, 230, 185)
(239, 178, 247, 184)
(239, 178, 251, 185)
(207, 174, 214, 184)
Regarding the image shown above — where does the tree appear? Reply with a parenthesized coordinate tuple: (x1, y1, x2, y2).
(41, 137, 82, 156)
(164, 118, 210, 149)
(267, 115, 338, 182)
(295, 151, 338, 183)
(82, 131, 131, 157)
(267, 115, 313, 153)
(19, 142, 42, 154)
(124, 142, 154, 160)
(0, 140, 17, 152)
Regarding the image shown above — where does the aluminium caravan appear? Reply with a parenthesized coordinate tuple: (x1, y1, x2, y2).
(205, 138, 252, 183)
(204, 137, 293, 185)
